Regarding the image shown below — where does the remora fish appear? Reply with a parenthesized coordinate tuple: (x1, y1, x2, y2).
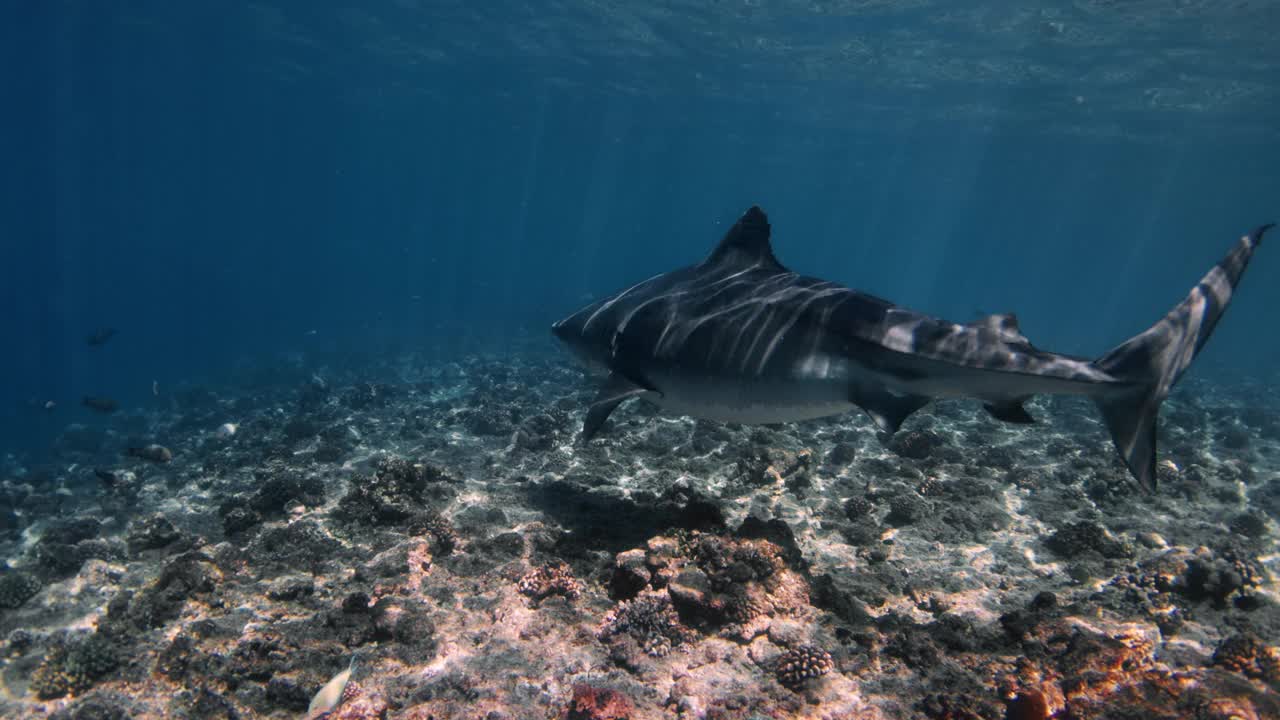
(552, 206, 1271, 491)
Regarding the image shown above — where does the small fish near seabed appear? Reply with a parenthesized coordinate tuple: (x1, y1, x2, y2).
(82, 396, 120, 414)
(552, 206, 1271, 492)
(307, 657, 356, 718)
(126, 444, 173, 463)
(86, 327, 117, 347)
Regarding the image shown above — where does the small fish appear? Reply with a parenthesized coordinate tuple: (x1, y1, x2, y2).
(307, 657, 356, 718)
(87, 328, 117, 346)
(152, 380, 159, 396)
(216, 422, 238, 438)
(43, 400, 56, 411)
(94, 468, 120, 486)
(126, 444, 172, 463)
(82, 396, 119, 413)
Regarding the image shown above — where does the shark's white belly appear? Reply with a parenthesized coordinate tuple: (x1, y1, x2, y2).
(641, 368, 857, 424)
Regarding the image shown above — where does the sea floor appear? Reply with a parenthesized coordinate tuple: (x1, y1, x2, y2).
(1, 351, 1278, 719)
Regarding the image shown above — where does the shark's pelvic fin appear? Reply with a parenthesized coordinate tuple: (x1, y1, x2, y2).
(582, 374, 649, 439)
(1092, 223, 1271, 491)
(851, 386, 931, 433)
(702, 206, 786, 272)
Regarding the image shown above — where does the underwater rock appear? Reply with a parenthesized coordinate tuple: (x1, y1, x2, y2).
(283, 416, 321, 444)
(219, 502, 263, 538)
(154, 634, 196, 681)
(170, 687, 240, 719)
(41, 517, 102, 545)
(1253, 477, 1280, 520)
(1219, 425, 1251, 450)
(266, 575, 316, 601)
(458, 407, 515, 437)
(122, 551, 221, 629)
(1043, 520, 1134, 560)
(609, 549, 650, 600)
(126, 514, 181, 553)
(251, 468, 326, 515)
(528, 478, 725, 555)
(513, 412, 563, 451)
(249, 519, 344, 574)
(267, 674, 313, 711)
(49, 691, 133, 720)
(373, 597, 438, 664)
(337, 457, 458, 526)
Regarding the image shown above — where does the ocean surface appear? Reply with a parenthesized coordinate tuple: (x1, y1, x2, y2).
(1, 3, 1278, 719)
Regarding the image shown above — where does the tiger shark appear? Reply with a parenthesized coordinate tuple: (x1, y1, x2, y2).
(552, 206, 1270, 491)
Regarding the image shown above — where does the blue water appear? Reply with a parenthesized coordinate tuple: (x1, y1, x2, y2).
(3, 1, 1278, 458)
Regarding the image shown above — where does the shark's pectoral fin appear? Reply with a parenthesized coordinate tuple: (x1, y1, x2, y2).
(582, 374, 650, 439)
(851, 386, 931, 434)
(984, 399, 1036, 424)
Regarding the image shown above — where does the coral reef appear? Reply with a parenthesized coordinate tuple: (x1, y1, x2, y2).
(0, 570, 42, 609)
(566, 685, 633, 720)
(30, 632, 119, 699)
(774, 644, 833, 689)
(0, 352, 1275, 719)
(518, 561, 582, 603)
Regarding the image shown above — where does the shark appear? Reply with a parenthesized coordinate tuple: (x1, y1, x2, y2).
(552, 206, 1270, 491)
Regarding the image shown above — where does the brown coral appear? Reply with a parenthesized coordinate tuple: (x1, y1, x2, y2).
(1213, 633, 1280, 685)
(567, 685, 633, 720)
(775, 644, 833, 689)
(599, 591, 694, 657)
(518, 561, 581, 602)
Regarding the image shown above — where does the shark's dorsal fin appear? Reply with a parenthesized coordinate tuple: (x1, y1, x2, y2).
(971, 313, 1029, 344)
(703, 206, 785, 272)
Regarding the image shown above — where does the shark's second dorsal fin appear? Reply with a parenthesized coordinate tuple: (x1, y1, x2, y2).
(703, 206, 785, 272)
(971, 313, 1029, 344)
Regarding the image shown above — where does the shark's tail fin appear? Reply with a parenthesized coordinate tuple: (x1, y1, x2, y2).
(1092, 224, 1271, 491)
